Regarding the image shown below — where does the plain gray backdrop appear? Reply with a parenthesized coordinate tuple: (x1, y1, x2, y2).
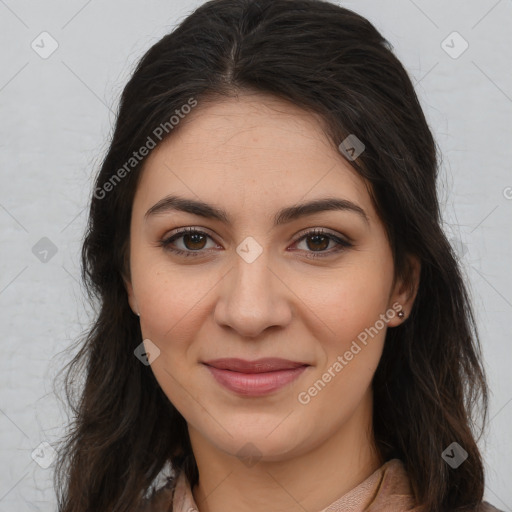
(0, 0, 511, 510)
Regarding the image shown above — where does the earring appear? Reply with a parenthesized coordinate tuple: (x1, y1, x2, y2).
(397, 309, 405, 319)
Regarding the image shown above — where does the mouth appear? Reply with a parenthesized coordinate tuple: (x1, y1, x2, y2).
(202, 358, 310, 396)
(203, 357, 309, 373)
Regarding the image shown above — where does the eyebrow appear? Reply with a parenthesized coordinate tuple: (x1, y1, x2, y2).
(145, 194, 369, 226)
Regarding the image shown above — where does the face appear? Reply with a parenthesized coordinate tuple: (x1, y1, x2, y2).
(126, 92, 417, 463)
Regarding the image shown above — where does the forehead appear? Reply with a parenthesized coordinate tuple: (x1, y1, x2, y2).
(160, 92, 337, 164)
(135, 92, 374, 222)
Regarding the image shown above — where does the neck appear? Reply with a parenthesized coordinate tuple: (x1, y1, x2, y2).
(188, 392, 383, 512)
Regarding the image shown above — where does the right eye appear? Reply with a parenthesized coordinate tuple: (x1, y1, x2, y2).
(159, 227, 221, 257)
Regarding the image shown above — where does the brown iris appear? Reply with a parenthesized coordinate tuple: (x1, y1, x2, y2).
(306, 234, 329, 251)
(183, 232, 207, 250)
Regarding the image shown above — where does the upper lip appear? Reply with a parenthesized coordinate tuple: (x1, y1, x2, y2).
(203, 358, 309, 373)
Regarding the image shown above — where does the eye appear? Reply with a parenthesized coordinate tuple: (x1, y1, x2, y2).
(159, 227, 220, 257)
(159, 227, 352, 259)
(291, 228, 352, 259)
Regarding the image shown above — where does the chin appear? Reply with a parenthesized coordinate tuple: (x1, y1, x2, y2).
(200, 418, 311, 463)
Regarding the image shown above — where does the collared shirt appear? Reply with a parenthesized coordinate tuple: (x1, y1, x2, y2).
(140, 458, 503, 512)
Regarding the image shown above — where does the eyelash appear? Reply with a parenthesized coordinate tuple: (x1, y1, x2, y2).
(159, 227, 352, 259)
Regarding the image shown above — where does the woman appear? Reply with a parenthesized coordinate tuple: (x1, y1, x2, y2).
(54, 0, 503, 511)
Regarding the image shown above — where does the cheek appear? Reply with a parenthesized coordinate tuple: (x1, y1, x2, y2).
(137, 276, 179, 340)
(297, 258, 394, 350)
(132, 255, 213, 342)
(133, 264, 209, 414)
(295, 271, 389, 428)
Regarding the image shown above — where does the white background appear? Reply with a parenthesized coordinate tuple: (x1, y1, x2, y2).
(0, 0, 510, 510)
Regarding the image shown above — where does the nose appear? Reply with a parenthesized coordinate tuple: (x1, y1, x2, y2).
(213, 246, 293, 338)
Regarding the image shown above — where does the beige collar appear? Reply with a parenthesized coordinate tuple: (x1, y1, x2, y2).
(170, 458, 424, 512)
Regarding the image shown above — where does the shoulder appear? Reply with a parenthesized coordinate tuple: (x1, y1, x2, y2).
(479, 502, 505, 512)
(443, 500, 505, 512)
(381, 459, 504, 512)
(137, 478, 176, 512)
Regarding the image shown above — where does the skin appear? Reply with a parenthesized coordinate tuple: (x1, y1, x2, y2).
(126, 91, 420, 512)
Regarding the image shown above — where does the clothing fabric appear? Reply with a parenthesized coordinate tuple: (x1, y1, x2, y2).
(141, 458, 503, 512)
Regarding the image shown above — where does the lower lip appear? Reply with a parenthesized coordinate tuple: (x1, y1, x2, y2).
(204, 365, 308, 396)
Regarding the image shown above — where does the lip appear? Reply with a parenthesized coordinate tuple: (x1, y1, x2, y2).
(203, 358, 310, 396)
(204, 357, 309, 373)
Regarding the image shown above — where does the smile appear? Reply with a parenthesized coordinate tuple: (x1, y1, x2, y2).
(202, 358, 310, 396)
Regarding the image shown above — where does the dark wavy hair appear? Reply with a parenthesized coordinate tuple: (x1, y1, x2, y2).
(54, 0, 490, 510)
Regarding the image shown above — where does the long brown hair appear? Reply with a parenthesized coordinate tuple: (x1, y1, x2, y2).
(54, 1, 489, 510)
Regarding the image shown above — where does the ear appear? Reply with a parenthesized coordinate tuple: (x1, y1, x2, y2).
(124, 276, 140, 317)
(387, 254, 421, 327)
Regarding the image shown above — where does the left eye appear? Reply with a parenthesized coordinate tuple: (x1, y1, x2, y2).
(291, 228, 353, 258)
(160, 227, 352, 258)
